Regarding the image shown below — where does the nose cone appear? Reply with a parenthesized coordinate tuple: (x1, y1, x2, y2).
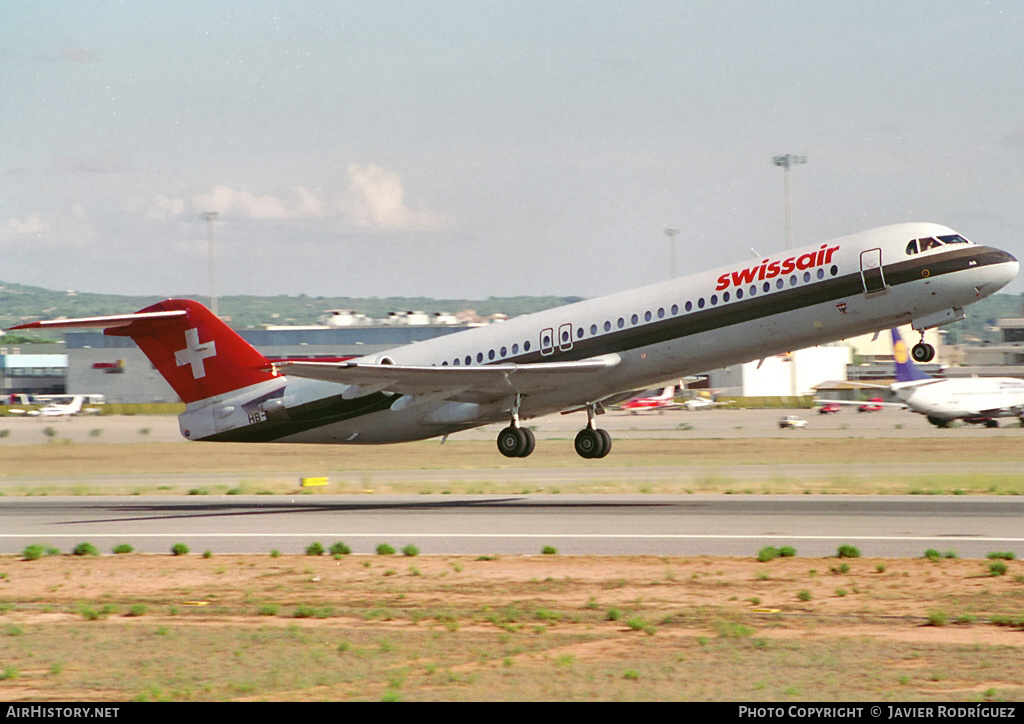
(976, 248, 1019, 298)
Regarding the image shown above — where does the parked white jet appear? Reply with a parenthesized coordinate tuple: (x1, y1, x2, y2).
(821, 328, 1024, 427)
(9, 223, 1017, 457)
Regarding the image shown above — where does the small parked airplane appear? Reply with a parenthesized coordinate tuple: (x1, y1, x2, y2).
(9, 395, 98, 417)
(8, 223, 1018, 457)
(817, 328, 1024, 427)
(680, 392, 734, 411)
(618, 386, 680, 414)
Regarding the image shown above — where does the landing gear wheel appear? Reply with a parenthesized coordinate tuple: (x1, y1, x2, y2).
(497, 426, 526, 458)
(911, 343, 935, 363)
(518, 427, 536, 457)
(574, 428, 610, 459)
(497, 426, 535, 458)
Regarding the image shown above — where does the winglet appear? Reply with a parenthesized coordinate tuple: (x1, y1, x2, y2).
(891, 328, 932, 384)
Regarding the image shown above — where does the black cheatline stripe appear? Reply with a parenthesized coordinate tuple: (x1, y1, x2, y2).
(198, 247, 1011, 443)
(197, 391, 398, 443)
(494, 246, 1012, 365)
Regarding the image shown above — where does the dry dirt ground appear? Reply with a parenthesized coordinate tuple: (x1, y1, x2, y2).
(1, 553, 1023, 701)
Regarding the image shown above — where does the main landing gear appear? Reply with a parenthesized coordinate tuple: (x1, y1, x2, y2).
(911, 332, 935, 363)
(496, 425, 536, 458)
(495, 398, 612, 459)
(496, 395, 536, 458)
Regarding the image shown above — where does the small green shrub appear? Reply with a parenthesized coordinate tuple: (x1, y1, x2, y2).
(21, 544, 46, 561)
(541, 545, 558, 555)
(797, 590, 812, 602)
(836, 544, 861, 559)
(112, 543, 133, 555)
(401, 544, 419, 557)
(989, 561, 1008, 576)
(986, 551, 1016, 561)
(305, 541, 324, 556)
(778, 546, 796, 557)
(73, 542, 98, 557)
(170, 543, 189, 556)
(329, 542, 351, 557)
(757, 546, 779, 562)
(924, 549, 941, 562)
(376, 543, 395, 556)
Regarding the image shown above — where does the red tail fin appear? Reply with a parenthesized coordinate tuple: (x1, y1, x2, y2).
(10, 299, 277, 404)
(105, 300, 276, 403)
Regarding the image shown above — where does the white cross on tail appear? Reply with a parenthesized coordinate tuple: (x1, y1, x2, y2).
(174, 327, 217, 379)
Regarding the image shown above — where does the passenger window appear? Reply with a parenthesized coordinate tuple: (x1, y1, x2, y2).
(905, 240, 918, 255)
(919, 237, 941, 251)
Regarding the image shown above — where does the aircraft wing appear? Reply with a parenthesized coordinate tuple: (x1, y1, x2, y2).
(813, 398, 908, 409)
(277, 356, 620, 404)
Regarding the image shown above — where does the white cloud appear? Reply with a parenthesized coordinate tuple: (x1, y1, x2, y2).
(193, 185, 291, 220)
(343, 163, 449, 231)
(3, 214, 48, 236)
(125, 165, 450, 233)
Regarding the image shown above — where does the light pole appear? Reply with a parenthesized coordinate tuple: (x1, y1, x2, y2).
(201, 211, 219, 316)
(664, 227, 680, 279)
(771, 154, 807, 250)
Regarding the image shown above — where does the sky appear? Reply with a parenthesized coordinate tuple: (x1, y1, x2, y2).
(2, 1, 1023, 301)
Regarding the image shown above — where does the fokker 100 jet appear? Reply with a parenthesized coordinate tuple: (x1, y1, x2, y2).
(9, 223, 1017, 458)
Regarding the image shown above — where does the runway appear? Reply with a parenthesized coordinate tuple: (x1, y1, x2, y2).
(3, 494, 1022, 559)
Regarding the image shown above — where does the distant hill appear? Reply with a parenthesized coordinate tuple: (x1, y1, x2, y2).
(0, 280, 583, 340)
(1, 278, 1020, 344)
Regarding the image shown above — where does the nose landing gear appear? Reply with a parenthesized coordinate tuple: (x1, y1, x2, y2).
(911, 331, 936, 363)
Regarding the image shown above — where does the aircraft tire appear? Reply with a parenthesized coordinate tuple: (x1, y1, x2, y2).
(517, 427, 536, 457)
(926, 415, 949, 428)
(497, 427, 527, 458)
(574, 428, 606, 459)
(595, 428, 612, 458)
(911, 343, 935, 363)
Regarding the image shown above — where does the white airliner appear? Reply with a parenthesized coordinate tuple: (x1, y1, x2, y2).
(819, 328, 1024, 428)
(9, 223, 1018, 458)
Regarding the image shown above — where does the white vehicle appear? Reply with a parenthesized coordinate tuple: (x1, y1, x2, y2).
(778, 415, 808, 429)
(9, 222, 1017, 458)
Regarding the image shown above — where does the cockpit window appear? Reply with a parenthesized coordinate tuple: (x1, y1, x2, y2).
(906, 234, 971, 256)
